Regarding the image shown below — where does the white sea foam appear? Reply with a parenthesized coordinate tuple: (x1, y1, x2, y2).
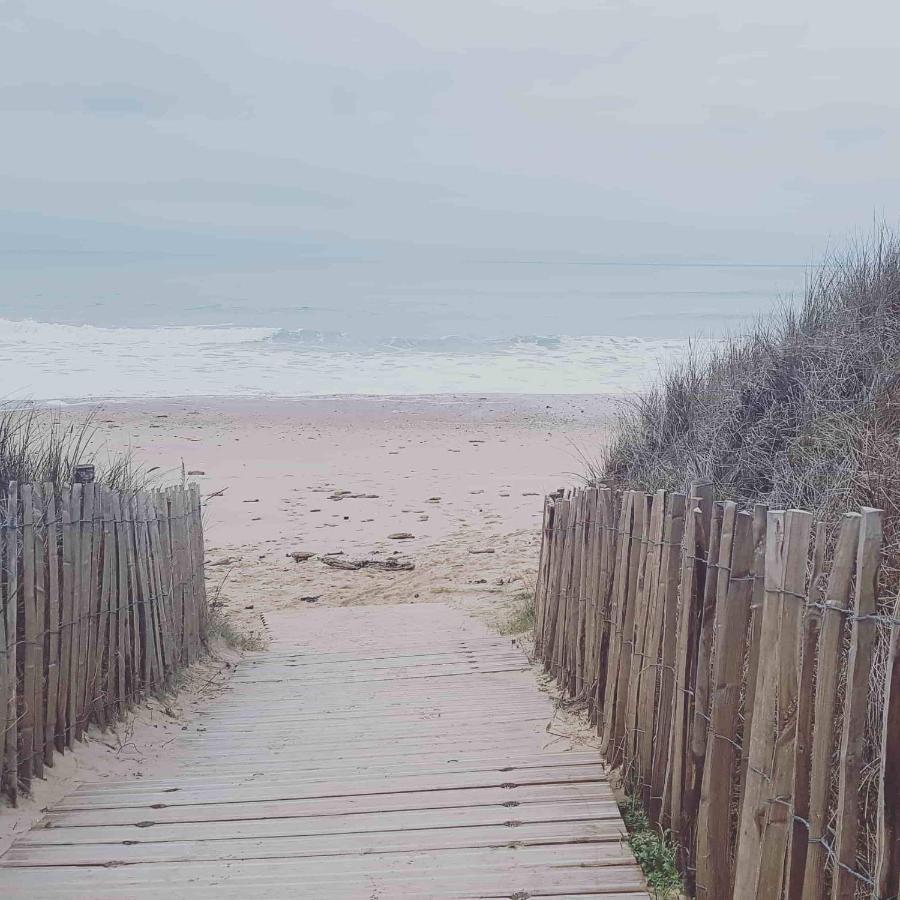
(0, 318, 707, 401)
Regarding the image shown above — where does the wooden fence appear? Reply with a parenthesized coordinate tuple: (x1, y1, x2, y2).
(0, 482, 207, 805)
(534, 484, 900, 899)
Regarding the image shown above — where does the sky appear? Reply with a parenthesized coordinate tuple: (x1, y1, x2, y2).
(1, 0, 898, 266)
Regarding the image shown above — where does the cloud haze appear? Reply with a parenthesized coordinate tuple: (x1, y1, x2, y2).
(2, 0, 898, 263)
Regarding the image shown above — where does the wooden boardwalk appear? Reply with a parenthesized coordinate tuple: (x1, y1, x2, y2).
(1, 604, 647, 898)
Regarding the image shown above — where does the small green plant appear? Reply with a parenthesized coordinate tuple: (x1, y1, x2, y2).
(206, 605, 267, 651)
(497, 590, 535, 635)
(620, 793, 682, 899)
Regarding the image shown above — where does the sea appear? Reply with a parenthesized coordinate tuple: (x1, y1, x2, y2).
(0, 257, 807, 402)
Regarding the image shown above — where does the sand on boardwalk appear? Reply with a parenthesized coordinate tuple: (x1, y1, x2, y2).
(1, 393, 613, 852)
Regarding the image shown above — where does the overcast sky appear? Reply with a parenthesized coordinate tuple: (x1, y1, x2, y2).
(2, 0, 898, 264)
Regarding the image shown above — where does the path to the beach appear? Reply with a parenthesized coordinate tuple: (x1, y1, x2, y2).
(1, 604, 646, 897)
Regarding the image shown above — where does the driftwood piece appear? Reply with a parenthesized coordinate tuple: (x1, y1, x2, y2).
(320, 556, 415, 572)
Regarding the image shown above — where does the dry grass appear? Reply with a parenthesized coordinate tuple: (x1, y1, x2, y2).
(592, 229, 900, 891)
(0, 402, 144, 492)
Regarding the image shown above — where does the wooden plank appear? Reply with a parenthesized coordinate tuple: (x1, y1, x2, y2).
(574, 488, 594, 698)
(31, 484, 46, 777)
(19, 483, 37, 785)
(682, 499, 724, 855)
(591, 489, 616, 722)
(609, 491, 646, 768)
(665, 501, 699, 837)
(800, 512, 860, 900)
(2, 819, 637, 866)
(551, 497, 575, 685)
(2, 482, 18, 803)
(876, 593, 900, 898)
(83, 483, 104, 731)
(188, 484, 207, 649)
(43, 486, 61, 765)
(832, 507, 882, 899)
(18, 798, 623, 845)
(0, 489, 8, 796)
(785, 520, 826, 898)
(733, 508, 812, 899)
(695, 510, 753, 899)
(623, 491, 656, 774)
(123, 493, 142, 700)
(649, 492, 684, 824)
(73, 482, 93, 741)
(600, 490, 633, 755)
(754, 508, 812, 900)
(145, 494, 172, 682)
(91, 488, 112, 726)
(136, 495, 162, 689)
(112, 492, 129, 714)
(538, 498, 562, 670)
(175, 488, 196, 663)
(565, 490, 585, 693)
(737, 502, 768, 808)
(533, 498, 554, 655)
(634, 490, 667, 797)
(61, 483, 81, 749)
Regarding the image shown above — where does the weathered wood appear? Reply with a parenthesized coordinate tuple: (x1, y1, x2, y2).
(31, 485, 46, 777)
(737, 502, 767, 808)
(550, 498, 573, 680)
(876, 593, 900, 898)
(798, 510, 855, 899)
(2, 482, 18, 802)
(1, 603, 645, 896)
(695, 510, 753, 899)
(635, 490, 667, 799)
(650, 492, 684, 825)
(785, 520, 826, 898)
(610, 492, 647, 768)
(61, 484, 81, 748)
(592, 489, 617, 722)
(19, 484, 37, 785)
(665, 501, 700, 839)
(43, 486, 61, 764)
(533, 498, 554, 655)
(112, 492, 129, 713)
(574, 488, 596, 699)
(74, 483, 93, 741)
(600, 490, 633, 755)
(82, 484, 103, 732)
(682, 500, 724, 851)
(733, 508, 812, 899)
(624, 491, 660, 774)
(832, 507, 882, 900)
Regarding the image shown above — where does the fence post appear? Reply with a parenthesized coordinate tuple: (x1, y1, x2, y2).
(635, 490, 668, 801)
(832, 507, 882, 899)
(682, 500, 725, 873)
(876, 589, 900, 897)
(600, 490, 634, 756)
(1, 483, 18, 803)
(695, 509, 753, 899)
(666, 497, 703, 841)
(31, 485, 46, 778)
(20, 484, 36, 787)
(609, 491, 647, 768)
(734, 508, 812, 899)
(785, 521, 826, 897)
(650, 492, 685, 825)
(43, 486, 61, 762)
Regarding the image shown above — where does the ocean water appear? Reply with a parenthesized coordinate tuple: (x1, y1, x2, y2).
(0, 258, 807, 401)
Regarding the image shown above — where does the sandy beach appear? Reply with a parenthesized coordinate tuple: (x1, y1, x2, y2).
(83, 393, 614, 640)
